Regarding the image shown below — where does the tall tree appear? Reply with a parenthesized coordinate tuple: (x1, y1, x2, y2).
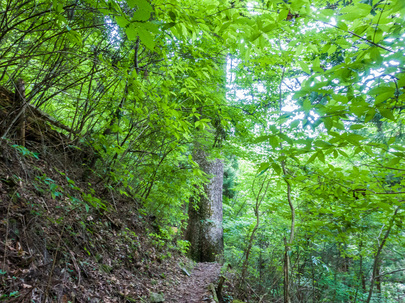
(185, 144, 224, 262)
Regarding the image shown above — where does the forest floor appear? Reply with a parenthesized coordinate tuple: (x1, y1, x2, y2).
(162, 262, 221, 302)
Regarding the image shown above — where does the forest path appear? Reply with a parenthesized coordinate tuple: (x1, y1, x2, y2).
(163, 262, 221, 303)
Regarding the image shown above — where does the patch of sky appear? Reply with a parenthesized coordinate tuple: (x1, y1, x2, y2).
(105, 16, 121, 49)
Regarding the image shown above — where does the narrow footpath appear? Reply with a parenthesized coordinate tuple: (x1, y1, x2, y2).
(163, 262, 221, 303)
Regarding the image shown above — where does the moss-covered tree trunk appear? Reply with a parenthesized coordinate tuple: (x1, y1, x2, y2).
(186, 147, 224, 262)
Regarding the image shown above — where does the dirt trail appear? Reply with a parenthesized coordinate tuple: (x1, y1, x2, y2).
(164, 262, 221, 303)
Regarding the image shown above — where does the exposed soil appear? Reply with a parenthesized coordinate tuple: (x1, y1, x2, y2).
(163, 262, 221, 303)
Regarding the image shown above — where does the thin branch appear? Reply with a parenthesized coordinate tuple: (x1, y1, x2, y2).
(318, 19, 394, 53)
(366, 206, 401, 303)
(375, 268, 405, 279)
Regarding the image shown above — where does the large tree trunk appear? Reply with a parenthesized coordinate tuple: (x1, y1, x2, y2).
(186, 147, 224, 262)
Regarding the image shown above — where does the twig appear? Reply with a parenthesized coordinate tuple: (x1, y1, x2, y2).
(372, 0, 388, 44)
(44, 223, 66, 301)
(2, 188, 20, 272)
(2, 195, 12, 271)
(68, 249, 81, 286)
(317, 19, 394, 53)
(375, 268, 405, 279)
(366, 206, 401, 303)
(109, 188, 118, 211)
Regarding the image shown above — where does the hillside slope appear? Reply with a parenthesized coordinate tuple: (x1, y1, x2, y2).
(0, 87, 227, 302)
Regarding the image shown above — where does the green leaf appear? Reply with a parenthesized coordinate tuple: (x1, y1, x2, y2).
(341, 3, 371, 18)
(364, 108, 376, 123)
(337, 21, 348, 31)
(269, 135, 280, 149)
(303, 98, 312, 112)
(353, 25, 368, 35)
(370, 47, 381, 62)
(162, 22, 176, 31)
(257, 162, 270, 174)
(327, 44, 337, 56)
(255, 135, 270, 143)
(323, 117, 333, 130)
(368, 86, 393, 96)
(375, 91, 395, 105)
(317, 150, 325, 163)
(387, 157, 400, 166)
(349, 124, 365, 130)
(338, 149, 349, 158)
(271, 162, 281, 175)
(346, 134, 365, 145)
(137, 26, 155, 50)
(314, 140, 333, 148)
(391, 0, 405, 12)
(388, 137, 396, 145)
(269, 125, 278, 134)
(130, 0, 153, 21)
(379, 109, 395, 121)
(116, 16, 130, 28)
(321, 44, 330, 54)
(318, 9, 334, 21)
(336, 38, 351, 49)
(126, 24, 155, 50)
(169, 11, 176, 21)
(279, 133, 293, 145)
(307, 152, 317, 164)
(278, 9, 289, 21)
(126, 23, 138, 40)
(312, 57, 323, 73)
(290, 120, 300, 129)
(373, 29, 383, 43)
(299, 61, 311, 74)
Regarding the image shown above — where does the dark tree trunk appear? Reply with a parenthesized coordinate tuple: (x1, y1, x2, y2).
(366, 206, 400, 303)
(376, 263, 381, 294)
(185, 147, 224, 262)
(16, 79, 26, 147)
(283, 237, 291, 303)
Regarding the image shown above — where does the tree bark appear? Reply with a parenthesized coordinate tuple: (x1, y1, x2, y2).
(240, 174, 271, 286)
(366, 206, 400, 303)
(376, 263, 381, 294)
(16, 79, 26, 146)
(185, 147, 224, 262)
(282, 160, 294, 303)
(283, 237, 291, 303)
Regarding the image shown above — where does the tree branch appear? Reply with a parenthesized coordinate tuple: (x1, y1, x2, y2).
(317, 19, 394, 53)
(375, 268, 405, 279)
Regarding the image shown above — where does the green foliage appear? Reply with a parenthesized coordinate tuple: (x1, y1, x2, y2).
(33, 174, 63, 200)
(0, 291, 19, 301)
(11, 145, 39, 159)
(223, 155, 239, 199)
(2, 0, 405, 301)
(176, 240, 191, 255)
